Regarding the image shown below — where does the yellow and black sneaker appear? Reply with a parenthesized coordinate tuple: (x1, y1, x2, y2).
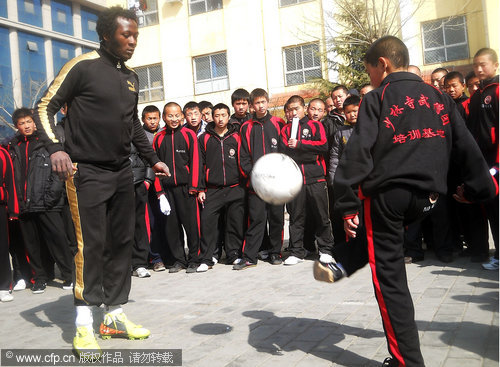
(99, 312, 150, 340)
(73, 326, 101, 359)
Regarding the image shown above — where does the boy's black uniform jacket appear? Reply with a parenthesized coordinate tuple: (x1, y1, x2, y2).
(0, 146, 19, 217)
(239, 113, 285, 187)
(334, 72, 498, 219)
(152, 125, 201, 194)
(198, 122, 242, 189)
(130, 143, 155, 186)
(280, 116, 328, 184)
(8, 132, 65, 214)
(229, 113, 251, 129)
(463, 75, 499, 167)
(33, 48, 159, 171)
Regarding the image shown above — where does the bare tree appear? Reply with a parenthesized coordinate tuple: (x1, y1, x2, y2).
(319, 0, 424, 89)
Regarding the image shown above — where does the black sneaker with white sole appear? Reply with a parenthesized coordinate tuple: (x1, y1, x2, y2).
(381, 357, 399, 366)
(62, 280, 74, 290)
(313, 261, 347, 283)
(232, 261, 257, 270)
(32, 281, 47, 294)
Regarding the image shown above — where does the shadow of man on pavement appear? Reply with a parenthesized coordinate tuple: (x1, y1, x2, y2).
(243, 310, 384, 366)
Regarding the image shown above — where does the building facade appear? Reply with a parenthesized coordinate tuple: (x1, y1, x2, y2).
(111, 0, 328, 114)
(114, 0, 498, 116)
(0, 0, 497, 137)
(0, 0, 105, 138)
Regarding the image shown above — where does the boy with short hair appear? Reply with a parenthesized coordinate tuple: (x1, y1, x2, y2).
(197, 103, 245, 270)
(229, 88, 251, 128)
(306, 98, 326, 122)
(315, 36, 497, 366)
(280, 95, 333, 265)
(140, 105, 166, 272)
(328, 95, 361, 245)
(9, 108, 73, 293)
(236, 88, 285, 269)
(328, 95, 360, 185)
(464, 47, 499, 269)
(183, 101, 207, 137)
(359, 84, 374, 98)
(142, 105, 161, 139)
(153, 102, 202, 273)
(431, 67, 448, 91)
(465, 71, 480, 97)
(199, 101, 213, 123)
(444, 71, 468, 104)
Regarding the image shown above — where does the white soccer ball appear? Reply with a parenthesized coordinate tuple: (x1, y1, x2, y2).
(251, 153, 303, 205)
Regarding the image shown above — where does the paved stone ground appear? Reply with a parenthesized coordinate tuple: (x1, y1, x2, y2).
(1, 238, 498, 367)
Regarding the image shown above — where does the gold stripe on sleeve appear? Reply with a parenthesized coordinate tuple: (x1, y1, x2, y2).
(37, 51, 100, 144)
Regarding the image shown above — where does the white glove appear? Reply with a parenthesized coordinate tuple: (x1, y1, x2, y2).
(159, 194, 171, 216)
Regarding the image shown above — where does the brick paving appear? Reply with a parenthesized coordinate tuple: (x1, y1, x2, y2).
(1, 239, 498, 367)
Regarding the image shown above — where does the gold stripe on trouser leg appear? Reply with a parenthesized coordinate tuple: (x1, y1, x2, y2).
(65, 163, 86, 302)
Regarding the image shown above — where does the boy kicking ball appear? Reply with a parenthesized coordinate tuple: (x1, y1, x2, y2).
(314, 36, 497, 367)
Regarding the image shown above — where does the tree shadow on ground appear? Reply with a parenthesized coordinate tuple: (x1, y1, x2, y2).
(241, 310, 385, 366)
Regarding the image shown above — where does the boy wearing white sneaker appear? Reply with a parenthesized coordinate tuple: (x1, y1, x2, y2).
(280, 96, 334, 266)
(197, 103, 245, 270)
(0, 146, 18, 302)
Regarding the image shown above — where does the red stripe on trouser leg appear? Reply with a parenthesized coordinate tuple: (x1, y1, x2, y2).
(145, 202, 151, 243)
(364, 198, 405, 366)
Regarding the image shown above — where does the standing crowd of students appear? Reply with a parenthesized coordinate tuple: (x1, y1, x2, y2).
(0, 46, 498, 306)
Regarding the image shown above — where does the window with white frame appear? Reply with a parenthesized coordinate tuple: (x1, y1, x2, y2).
(189, 0, 222, 16)
(128, 0, 159, 27)
(422, 16, 469, 64)
(280, 0, 312, 7)
(283, 43, 322, 86)
(193, 52, 229, 94)
(136, 64, 164, 103)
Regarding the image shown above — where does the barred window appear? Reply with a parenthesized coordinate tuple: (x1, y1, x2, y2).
(189, 0, 222, 16)
(128, 0, 159, 27)
(280, 0, 312, 7)
(193, 52, 229, 95)
(136, 64, 164, 103)
(283, 43, 322, 86)
(422, 16, 469, 64)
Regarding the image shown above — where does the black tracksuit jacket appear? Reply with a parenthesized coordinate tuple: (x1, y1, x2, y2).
(0, 146, 18, 217)
(8, 132, 65, 214)
(280, 116, 328, 184)
(239, 113, 285, 185)
(198, 122, 242, 189)
(152, 125, 201, 194)
(334, 72, 497, 219)
(33, 47, 159, 170)
(463, 75, 499, 167)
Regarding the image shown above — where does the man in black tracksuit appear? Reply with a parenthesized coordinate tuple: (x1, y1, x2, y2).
(153, 102, 202, 273)
(316, 37, 497, 367)
(236, 88, 285, 269)
(33, 7, 170, 353)
(280, 95, 333, 264)
(198, 103, 245, 268)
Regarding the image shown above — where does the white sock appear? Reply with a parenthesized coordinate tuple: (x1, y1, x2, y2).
(106, 305, 123, 316)
(75, 306, 93, 332)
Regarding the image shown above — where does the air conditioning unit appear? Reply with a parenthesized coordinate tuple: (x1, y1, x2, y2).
(165, 0, 182, 3)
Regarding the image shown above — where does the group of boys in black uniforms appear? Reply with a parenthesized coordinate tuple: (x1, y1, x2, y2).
(0, 24, 497, 366)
